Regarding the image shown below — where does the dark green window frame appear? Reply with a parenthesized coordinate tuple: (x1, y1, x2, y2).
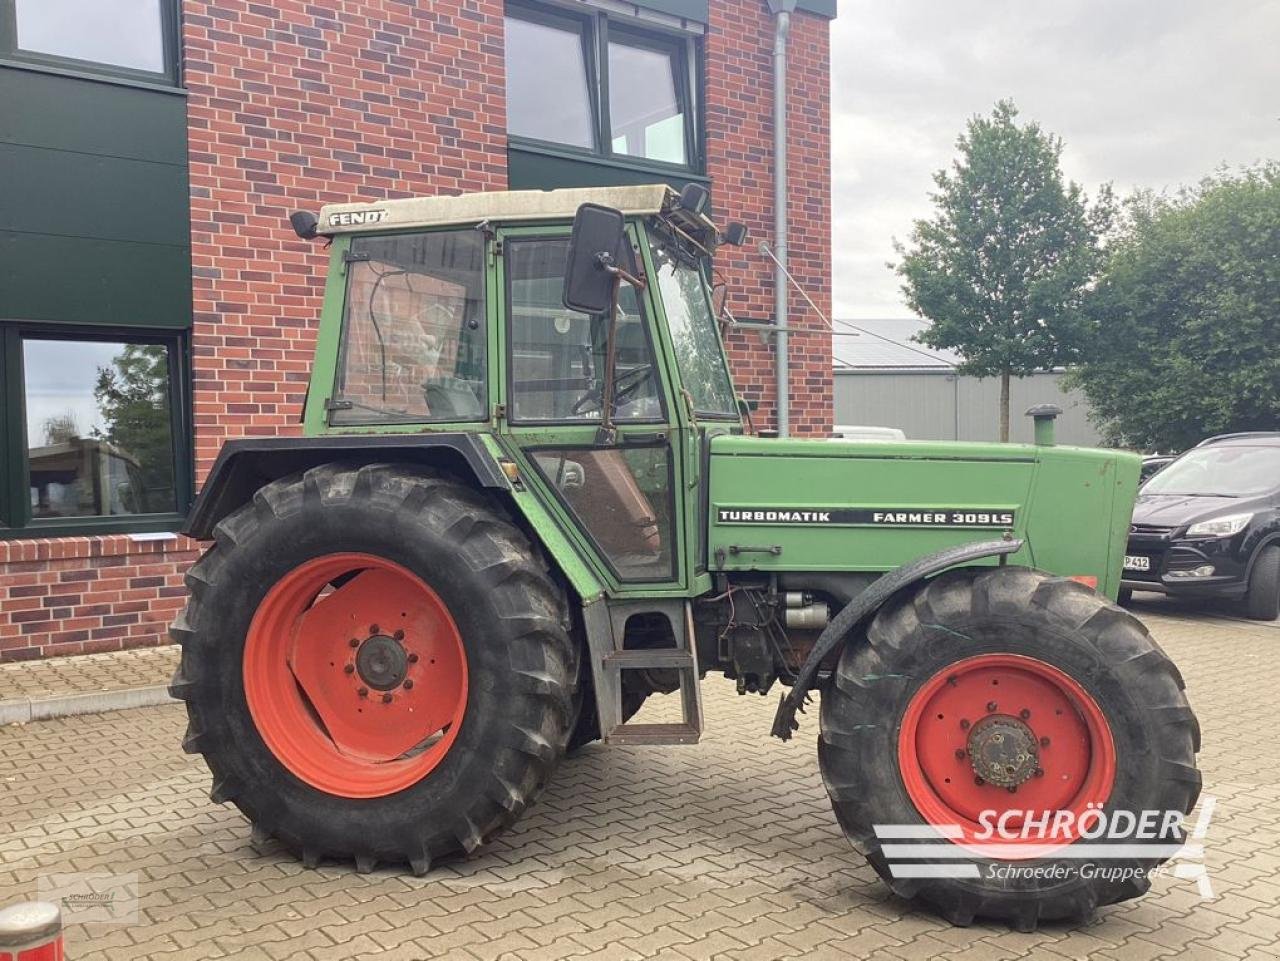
(504, 0, 704, 177)
(0, 323, 193, 539)
(0, 0, 181, 87)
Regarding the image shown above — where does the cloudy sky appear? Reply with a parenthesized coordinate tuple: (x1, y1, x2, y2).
(829, 0, 1280, 318)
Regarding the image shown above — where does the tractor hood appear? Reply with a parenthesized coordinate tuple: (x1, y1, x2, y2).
(705, 435, 1141, 599)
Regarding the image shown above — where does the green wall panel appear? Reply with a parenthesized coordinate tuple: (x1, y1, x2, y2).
(0, 143, 189, 247)
(0, 65, 190, 330)
(508, 144, 710, 193)
(0, 69, 187, 164)
(0, 230, 191, 329)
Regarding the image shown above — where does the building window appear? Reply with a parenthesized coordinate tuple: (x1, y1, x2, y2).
(0, 327, 189, 536)
(1, 0, 178, 83)
(608, 30, 688, 166)
(504, 2, 700, 172)
(504, 12, 595, 150)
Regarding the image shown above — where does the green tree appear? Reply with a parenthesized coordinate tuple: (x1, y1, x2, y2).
(93, 344, 175, 513)
(1067, 165, 1280, 451)
(895, 100, 1112, 440)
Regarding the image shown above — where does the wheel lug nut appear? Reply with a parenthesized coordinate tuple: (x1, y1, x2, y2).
(1040, 736, 1051, 747)
(955, 748, 966, 760)
(1007, 786, 1018, 794)
(986, 701, 998, 712)
(974, 776, 985, 786)
(370, 624, 380, 634)
(408, 653, 420, 664)
(1034, 768, 1045, 778)
(1019, 708, 1031, 720)
(357, 687, 368, 697)
(403, 679, 414, 690)
(394, 629, 405, 641)
(349, 638, 360, 648)
(959, 719, 970, 730)
(343, 664, 355, 674)
(382, 693, 393, 704)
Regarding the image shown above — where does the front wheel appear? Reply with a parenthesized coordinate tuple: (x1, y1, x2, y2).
(1243, 546, 1280, 620)
(818, 567, 1200, 929)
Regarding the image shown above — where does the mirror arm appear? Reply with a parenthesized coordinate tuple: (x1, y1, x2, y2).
(595, 273, 623, 446)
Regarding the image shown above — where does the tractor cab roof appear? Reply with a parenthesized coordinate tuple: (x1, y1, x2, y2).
(318, 184, 718, 239)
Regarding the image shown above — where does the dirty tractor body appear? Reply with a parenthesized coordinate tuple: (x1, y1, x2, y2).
(173, 185, 1200, 928)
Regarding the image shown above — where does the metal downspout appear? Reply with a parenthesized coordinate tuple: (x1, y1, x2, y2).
(768, 0, 795, 437)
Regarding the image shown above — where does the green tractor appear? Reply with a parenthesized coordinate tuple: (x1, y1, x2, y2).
(172, 184, 1200, 929)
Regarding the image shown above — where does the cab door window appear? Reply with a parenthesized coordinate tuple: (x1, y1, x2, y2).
(506, 237, 663, 424)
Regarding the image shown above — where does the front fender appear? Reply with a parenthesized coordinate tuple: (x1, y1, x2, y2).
(770, 537, 1024, 740)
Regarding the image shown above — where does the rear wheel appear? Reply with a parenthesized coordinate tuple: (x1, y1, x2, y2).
(170, 464, 576, 873)
(1243, 546, 1280, 621)
(818, 567, 1200, 929)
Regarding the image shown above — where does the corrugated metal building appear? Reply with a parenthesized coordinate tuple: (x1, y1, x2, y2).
(832, 319, 1102, 446)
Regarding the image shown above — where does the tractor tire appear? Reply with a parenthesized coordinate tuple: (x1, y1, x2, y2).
(818, 566, 1200, 930)
(1243, 546, 1280, 621)
(170, 463, 577, 874)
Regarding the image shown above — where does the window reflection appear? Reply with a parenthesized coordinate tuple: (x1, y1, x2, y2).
(15, 0, 166, 73)
(504, 13, 595, 149)
(608, 38, 687, 166)
(24, 339, 176, 519)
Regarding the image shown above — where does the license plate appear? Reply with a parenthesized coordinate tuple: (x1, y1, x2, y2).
(1123, 555, 1151, 572)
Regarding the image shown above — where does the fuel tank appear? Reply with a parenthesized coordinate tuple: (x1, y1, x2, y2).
(706, 435, 1140, 599)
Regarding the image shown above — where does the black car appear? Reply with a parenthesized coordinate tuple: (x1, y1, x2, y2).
(1122, 432, 1280, 619)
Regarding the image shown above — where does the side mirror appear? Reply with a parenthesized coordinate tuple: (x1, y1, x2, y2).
(722, 222, 748, 247)
(563, 203, 629, 314)
(289, 210, 319, 240)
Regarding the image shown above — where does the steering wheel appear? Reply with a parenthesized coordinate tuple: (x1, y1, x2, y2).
(570, 364, 654, 415)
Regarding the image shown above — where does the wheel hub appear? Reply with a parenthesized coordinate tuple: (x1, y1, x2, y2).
(356, 634, 408, 690)
(966, 714, 1039, 788)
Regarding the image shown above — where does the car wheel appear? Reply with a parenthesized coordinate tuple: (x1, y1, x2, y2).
(1243, 546, 1280, 621)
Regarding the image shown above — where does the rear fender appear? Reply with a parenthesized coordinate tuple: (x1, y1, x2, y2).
(184, 435, 508, 539)
(770, 537, 1023, 740)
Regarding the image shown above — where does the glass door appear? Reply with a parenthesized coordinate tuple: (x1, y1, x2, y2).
(497, 227, 686, 591)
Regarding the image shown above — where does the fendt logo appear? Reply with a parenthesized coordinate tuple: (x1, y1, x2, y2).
(327, 209, 388, 227)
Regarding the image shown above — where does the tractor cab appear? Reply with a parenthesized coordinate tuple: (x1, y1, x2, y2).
(300, 184, 745, 595)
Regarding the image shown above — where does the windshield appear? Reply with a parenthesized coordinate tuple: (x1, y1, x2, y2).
(1143, 445, 1280, 498)
(649, 235, 739, 419)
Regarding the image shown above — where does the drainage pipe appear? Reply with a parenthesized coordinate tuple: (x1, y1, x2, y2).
(768, 0, 795, 437)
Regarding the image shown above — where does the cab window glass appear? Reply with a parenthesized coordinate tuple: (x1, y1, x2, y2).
(333, 231, 487, 425)
(507, 237, 662, 424)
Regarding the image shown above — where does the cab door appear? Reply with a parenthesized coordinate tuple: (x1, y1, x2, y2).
(494, 225, 688, 595)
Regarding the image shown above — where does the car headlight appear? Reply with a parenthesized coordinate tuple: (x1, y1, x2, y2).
(1185, 513, 1253, 537)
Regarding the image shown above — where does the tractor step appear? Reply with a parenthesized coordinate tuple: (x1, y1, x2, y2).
(607, 722, 701, 745)
(585, 598, 703, 746)
(602, 649, 694, 669)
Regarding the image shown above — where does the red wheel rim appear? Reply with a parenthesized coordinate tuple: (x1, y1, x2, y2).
(897, 653, 1116, 858)
(243, 553, 468, 798)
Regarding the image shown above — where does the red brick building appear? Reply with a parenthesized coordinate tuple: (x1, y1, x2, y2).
(0, 0, 834, 661)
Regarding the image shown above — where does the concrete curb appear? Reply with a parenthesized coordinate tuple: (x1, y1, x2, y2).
(0, 685, 176, 726)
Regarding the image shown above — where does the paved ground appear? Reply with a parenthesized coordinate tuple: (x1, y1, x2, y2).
(0, 645, 177, 701)
(2, 606, 1279, 960)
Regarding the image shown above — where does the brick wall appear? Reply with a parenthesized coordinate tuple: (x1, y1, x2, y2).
(0, 0, 832, 662)
(707, 3, 834, 436)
